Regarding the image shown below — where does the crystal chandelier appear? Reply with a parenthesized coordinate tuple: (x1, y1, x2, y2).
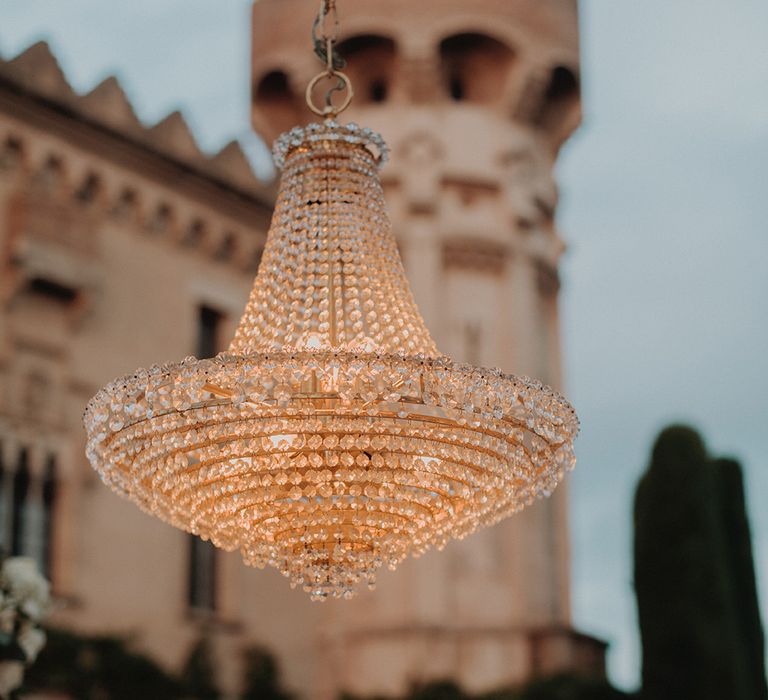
(84, 1, 578, 601)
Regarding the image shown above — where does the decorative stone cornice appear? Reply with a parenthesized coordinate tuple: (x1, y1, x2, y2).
(0, 42, 274, 279)
(442, 237, 510, 275)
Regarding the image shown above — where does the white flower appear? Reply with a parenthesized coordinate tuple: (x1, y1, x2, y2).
(1, 558, 50, 622)
(17, 622, 46, 663)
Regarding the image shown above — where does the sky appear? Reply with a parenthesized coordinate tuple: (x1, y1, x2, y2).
(1, 0, 767, 691)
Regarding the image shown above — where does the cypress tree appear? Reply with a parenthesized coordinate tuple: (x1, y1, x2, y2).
(713, 458, 768, 700)
(633, 425, 747, 700)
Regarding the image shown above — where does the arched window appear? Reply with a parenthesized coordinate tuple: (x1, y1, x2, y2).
(255, 70, 292, 103)
(41, 455, 57, 579)
(33, 156, 65, 194)
(112, 187, 139, 221)
(182, 218, 207, 248)
(74, 172, 101, 205)
(188, 536, 217, 612)
(214, 232, 237, 263)
(532, 65, 579, 133)
(449, 75, 465, 102)
(253, 69, 301, 135)
(186, 305, 225, 611)
(11, 449, 29, 557)
(196, 305, 225, 360)
(439, 33, 515, 104)
(0, 137, 23, 170)
(0, 442, 6, 555)
(147, 202, 173, 235)
(369, 78, 388, 103)
(0, 446, 57, 574)
(336, 35, 397, 105)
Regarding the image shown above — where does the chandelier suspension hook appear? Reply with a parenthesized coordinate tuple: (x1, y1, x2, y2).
(307, 0, 354, 118)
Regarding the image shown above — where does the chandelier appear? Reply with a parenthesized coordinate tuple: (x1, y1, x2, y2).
(83, 1, 578, 601)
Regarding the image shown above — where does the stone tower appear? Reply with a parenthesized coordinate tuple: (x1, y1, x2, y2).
(250, 1, 596, 697)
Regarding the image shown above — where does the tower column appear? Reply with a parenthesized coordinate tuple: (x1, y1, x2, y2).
(508, 252, 539, 376)
(402, 217, 442, 336)
(251, 1, 590, 694)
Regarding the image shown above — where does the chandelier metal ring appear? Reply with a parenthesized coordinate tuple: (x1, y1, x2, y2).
(305, 69, 354, 117)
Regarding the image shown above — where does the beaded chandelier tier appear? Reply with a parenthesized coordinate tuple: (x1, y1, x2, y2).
(83, 3, 578, 601)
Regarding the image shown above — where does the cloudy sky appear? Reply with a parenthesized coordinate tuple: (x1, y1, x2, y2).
(1, 0, 766, 691)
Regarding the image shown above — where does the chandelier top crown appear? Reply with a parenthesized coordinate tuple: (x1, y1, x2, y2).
(273, 121, 388, 170)
(229, 121, 438, 358)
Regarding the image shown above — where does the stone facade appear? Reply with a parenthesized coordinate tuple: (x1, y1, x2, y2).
(0, 2, 604, 697)
(0, 41, 275, 696)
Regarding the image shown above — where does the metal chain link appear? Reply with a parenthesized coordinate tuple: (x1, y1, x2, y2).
(305, 0, 353, 117)
(312, 0, 346, 70)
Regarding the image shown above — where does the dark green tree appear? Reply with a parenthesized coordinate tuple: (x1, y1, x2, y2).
(633, 426, 751, 700)
(713, 458, 768, 700)
(241, 646, 292, 700)
(180, 635, 220, 700)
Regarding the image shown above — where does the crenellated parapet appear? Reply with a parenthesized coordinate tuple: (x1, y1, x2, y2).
(0, 41, 269, 197)
(248, 3, 593, 697)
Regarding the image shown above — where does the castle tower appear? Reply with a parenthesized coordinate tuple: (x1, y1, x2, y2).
(250, 1, 596, 697)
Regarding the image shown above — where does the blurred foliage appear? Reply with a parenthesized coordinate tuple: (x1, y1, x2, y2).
(341, 674, 632, 700)
(180, 636, 220, 700)
(241, 645, 293, 700)
(633, 425, 767, 700)
(407, 680, 466, 700)
(498, 674, 633, 700)
(20, 630, 292, 699)
(22, 628, 184, 699)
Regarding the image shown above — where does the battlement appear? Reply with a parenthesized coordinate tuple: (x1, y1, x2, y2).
(251, 0, 580, 147)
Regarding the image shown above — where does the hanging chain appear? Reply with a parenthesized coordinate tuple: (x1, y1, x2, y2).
(306, 0, 353, 118)
(312, 0, 345, 71)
